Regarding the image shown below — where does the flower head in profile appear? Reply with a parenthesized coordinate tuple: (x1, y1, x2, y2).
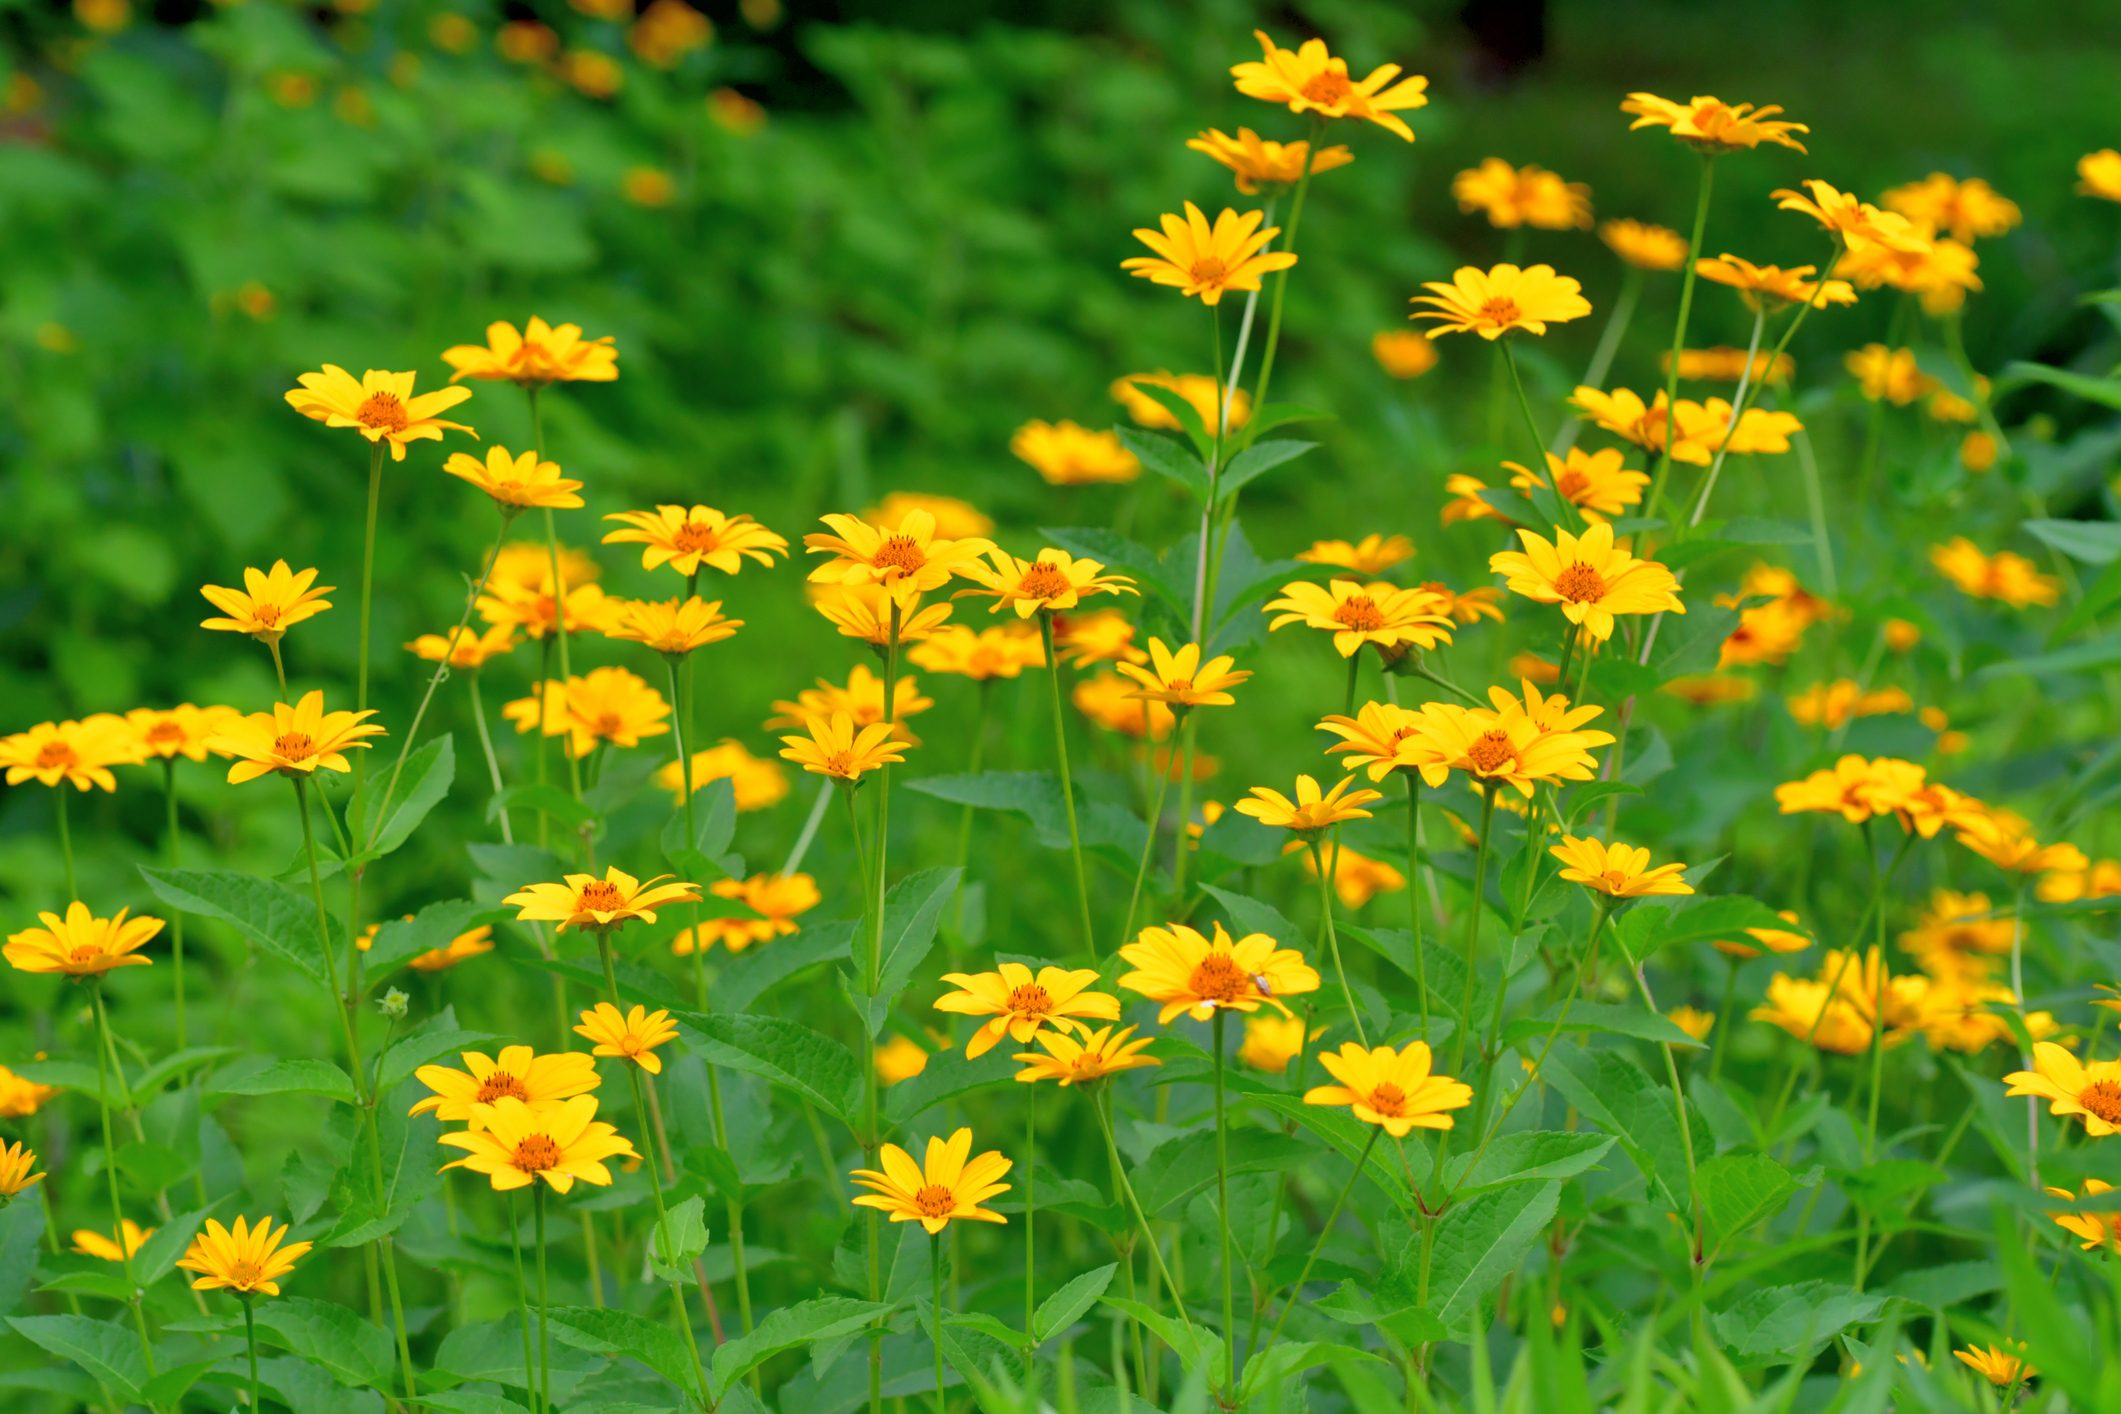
(208, 691, 383, 784)
(673, 872, 821, 955)
(442, 317, 617, 385)
(126, 705, 240, 764)
(1399, 700, 1603, 797)
(199, 561, 333, 643)
(1953, 1344, 2035, 1388)
(865, 492, 992, 541)
(0, 1141, 42, 1200)
(1772, 180, 1928, 253)
(1236, 774, 1383, 834)
(1052, 609, 1145, 666)
(74, 1220, 154, 1262)
(1955, 805, 2088, 877)
(1297, 841, 1407, 909)
(0, 1067, 59, 1119)
(1305, 1041, 1472, 1135)
(1187, 127, 1352, 194)
(442, 446, 582, 513)
(178, 1216, 312, 1298)
(765, 665, 930, 743)
(2078, 150, 2121, 204)
(1238, 1015, 1310, 1074)
(1930, 538, 2059, 609)
(575, 1004, 679, 1075)
(1371, 329, 1442, 379)
(778, 711, 909, 783)
(1010, 420, 1140, 485)
(1716, 909, 1811, 960)
(439, 1095, 639, 1193)
(1116, 639, 1251, 709)
(850, 1127, 1012, 1234)
(504, 867, 699, 934)
(1231, 30, 1429, 141)
(1837, 234, 1983, 314)
(6, 903, 162, 977)
(1489, 522, 1684, 642)
(1620, 93, 1807, 153)
(1695, 254, 1856, 312)
(1667, 1007, 1716, 1043)
(1317, 700, 1434, 781)
(603, 504, 788, 578)
(655, 740, 788, 811)
(284, 365, 474, 461)
(805, 509, 994, 596)
(955, 548, 1137, 618)
(1451, 158, 1592, 230)
(1073, 674, 1176, 742)
(1503, 448, 1649, 523)
(906, 624, 1045, 681)
(1265, 578, 1454, 659)
(1881, 173, 2020, 244)
(1118, 920, 1320, 1023)
(1011, 1025, 1160, 1086)
(1123, 202, 1296, 306)
(504, 667, 670, 758)
(604, 596, 742, 656)
(1599, 218, 1689, 271)
(1844, 345, 1933, 405)
(410, 1045, 601, 1126)
(406, 623, 517, 671)
(477, 578, 615, 640)
(2004, 1043, 2121, 1138)
(874, 1035, 932, 1087)
(1111, 372, 1251, 433)
(1549, 836, 1693, 899)
(2046, 1178, 2121, 1252)
(0, 716, 145, 792)
(1411, 264, 1590, 340)
(936, 963, 1120, 1059)
(1296, 534, 1414, 575)
(1670, 347, 1795, 386)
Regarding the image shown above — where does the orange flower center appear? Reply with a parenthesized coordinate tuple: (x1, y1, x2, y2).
(1368, 1082, 1408, 1117)
(253, 603, 283, 627)
(144, 721, 184, 747)
(1163, 677, 1195, 696)
(34, 742, 76, 769)
(1554, 469, 1589, 499)
(1300, 70, 1352, 105)
(1602, 870, 1631, 893)
(914, 1184, 956, 1219)
(272, 732, 316, 761)
(1187, 953, 1253, 1005)
(595, 712, 625, 737)
(2080, 1079, 2121, 1124)
(1187, 256, 1230, 287)
(473, 1072, 529, 1104)
(1555, 562, 1608, 603)
(577, 880, 627, 913)
(1017, 561, 1072, 600)
(511, 1134, 563, 1172)
(1479, 297, 1522, 325)
(226, 1259, 264, 1288)
(67, 943, 106, 966)
(1005, 984, 1054, 1016)
(872, 535, 927, 574)
(356, 391, 410, 433)
(672, 522, 721, 553)
(820, 751, 857, 777)
(1333, 595, 1385, 631)
(1465, 729, 1517, 775)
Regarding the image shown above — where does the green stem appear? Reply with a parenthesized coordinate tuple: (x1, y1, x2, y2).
(243, 1296, 260, 1412)
(1856, 294, 1916, 504)
(1248, 116, 1323, 416)
(1644, 157, 1716, 526)
(1500, 341, 1567, 523)
(267, 637, 288, 697)
(534, 1185, 550, 1414)
(1405, 774, 1429, 1041)
(1191, 302, 1228, 644)
(1685, 305, 1768, 530)
(1451, 789, 1498, 1075)
(1118, 723, 1175, 951)
(356, 439, 384, 716)
(467, 673, 514, 845)
(1309, 837, 1368, 1044)
(1631, 963, 1704, 1265)
(508, 1192, 541, 1414)
(1213, 1010, 1235, 1386)
(931, 1232, 948, 1414)
(1252, 1128, 1380, 1368)
(948, 681, 992, 941)
(1092, 1086, 1196, 1337)
(90, 986, 158, 1385)
(161, 761, 186, 1049)
(55, 788, 75, 901)
(1170, 712, 1200, 903)
(1039, 613, 1097, 957)
(1553, 267, 1642, 455)
(1024, 1086, 1037, 1348)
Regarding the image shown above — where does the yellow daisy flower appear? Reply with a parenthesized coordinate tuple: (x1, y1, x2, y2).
(603, 596, 742, 656)
(2045, 1178, 2121, 1252)
(1952, 1344, 2034, 1387)
(905, 625, 1046, 681)
(1010, 420, 1140, 485)
(177, 1216, 312, 1298)
(1488, 522, 1684, 642)
(199, 561, 333, 643)
(0, 716, 145, 792)
(410, 1045, 601, 1126)
(955, 548, 1137, 618)
(439, 1094, 639, 1194)
(1010, 1025, 1161, 1087)
(1548, 836, 1693, 899)
(1117, 920, 1320, 1023)
(1304, 1041, 1472, 1135)
(1231, 30, 1429, 142)
(805, 509, 994, 596)
(777, 711, 909, 782)
(405, 623, 518, 670)
(849, 1127, 1012, 1235)
(1295, 534, 1414, 575)
(1599, 218, 1689, 271)
(208, 691, 383, 785)
(601, 504, 788, 578)
(1620, 92, 1807, 153)
(1881, 173, 2020, 243)
(654, 740, 789, 811)
(125, 705, 240, 764)
(1122, 201, 1297, 306)
(503, 867, 700, 934)
(1265, 578, 1454, 658)
(5, 902, 161, 977)
(0, 1140, 43, 1198)
(1502, 448, 1649, 522)
(2003, 1042, 2121, 1138)
(284, 365, 474, 461)
(73, 1220, 153, 1262)
(1111, 372, 1251, 432)
(441, 445, 582, 512)
(1115, 638, 1251, 709)
(672, 872, 821, 955)
(1187, 127, 1352, 194)
(574, 1003, 680, 1075)
(441, 316, 617, 385)
(1236, 774, 1382, 833)
(1451, 157, 1592, 231)
(1410, 263, 1591, 340)
(1695, 254, 1856, 311)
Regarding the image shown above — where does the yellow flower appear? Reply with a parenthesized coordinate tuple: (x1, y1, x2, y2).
(1662, 673, 1758, 706)
(874, 1035, 931, 1086)
(405, 923, 494, 974)
(1451, 158, 1592, 230)
(1772, 180, 1928, 254)
(935, 963, 1119, 1059)
(860, 493, 991, 542)
(6, 902, 161, 977)
(630, 0, 714, 67)
(0, 716, 142, 793)
(504, 867, 700, 934)
(1956, 806, 2087, 877)
(1930, 538, 2060, 608)
(765, 665, 931, 743)
(906, 624, 1045, 681)
(2036, 858, 2121, 905)
(1695, 254, 1856, 312)
(1398, 701, 1605, 798)
(1231, 30, 1429, 141)
(1718, 600, 1811, 669)
(177, 1215, 312, 1298)
(1011, 1025, 1160, 1086)
(1427, 583, 1505, 625)
(1668, 347, 1794, 386)
(1111, 372, 1251, 432)
(1953, 1344, 2035, 1387)
(1881, 173, 2020, 244)
(441, 316, 618, 385)
(1961, 426, 1997, 472)
(2077, 149, 2121, 203)
(440, 1095, 639, 1194)
(2004, 1042, 2121, 1137)
(505, 668, 671, 758)
(410, 1045, 601, 1126)
(2045, 1178, 2121, 1252)
(604, 596, 742, 656)
(208, 691, 383, 785)
(1236, 774, 1382, 835)
(805, 508, 995, 596)
(1598, 218, 1689, 271)
(1297, 534, 1414, 575)
(1265, 578, 1454, 659)
(1838, 231, 1983, 314)
(284, 365, 474, 461)
(1772, 754, 1933, 827)
(1845, 344, 1934, 405)
(1620, 92, 1808, 153)
(1900, 890, 2012, 976)
(492, 541, 599, 594)
(476, 578, 617, 640)
(199, 561, 333, 643)
(955, 548, 1137, 618)
(73, 1220, 154, 1262)
(1072, 673, 1175, 742)
(1569, 386, 1715, 462)
(850, 1128, 1011, 1235)
(654, 740, 787, 811)
(1304, 1041, 1472, 1135)
(1010, 420, 1139, 486)
(0, 1140, 43, 1199)
(1117, 920, 1320, 1023)
(673, 872, 821, 955)
(1503, 448, 1649, 523)
(1187, 126, 1353, 194)
(1317, 700, 1433, 782)
(574, 1003, 679, 1075)
(1052, 609, 1145, 666)
(1550, 836, 1692, 899)
(0, 1066, 59, 1118)
(778, 711, 909, 783)
(1785, 680, 1912, 730)
(1295, 841, 1405, 908)
(815, 583, 953, 648)
(1115, 638, 1251, 709)
(1750, 975, 1878, 1055)
(1122, 202, 1297, 306)
(125, 705, 240, 764)
(1237, 1015, 1310, 1074)
(602, 504, 788, 578)
(442, 446, 582, 512)
(1489, 521, 1683, 642)
(1667, 1006, 1716, 1042)
(1410, 263, 1590, 340)
(405, 623, 517, 671)
(1370, 331, 1439, 379)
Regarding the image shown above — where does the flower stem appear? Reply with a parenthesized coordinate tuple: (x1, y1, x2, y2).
(1451, 789, 1498, 1076)
(1039, 613, 1097, 958)
(1405, 775, 1429, 1041)
(1685, 305, 1768, 529)
(1170, 712, 1200, 904)
(1023, 1086, 1037, 1349)
(1253, 1128, 1379, 1364)
(534, 1185, 551, 1414)
(468, 673, 515, 845)
(1500, 342, 1560, 512)
(2010, 876, 2038, 1189)
(948, 680, 992, 942)
(1248, 117, 1322, 416)
(1212, 1009, 1235, 1387)
(90, 986, 158, 1383)
(1309, 838, 1368, 1044)
(160, 761, 187, 1049)
(55, 788, 75, 901)
(243, 1296, 260, 1413)
(1644, 156, 1716, 527)
(1092, 1086, 1196, 1337)
(1552, 267, 1642, 456)
(509, 1191, 541, 1414)
(1118, 728, 1174, 952)
(931, 1231, 948, 1414)
(1630, 963, 1704, 1265)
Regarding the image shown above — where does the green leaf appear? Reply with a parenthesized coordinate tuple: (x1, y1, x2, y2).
(1242, 402, 1336, 440)
(0, 1198, 46, 1316)
(209, 1057, 356, 1104)
(1710, 1281, 1885, 1360)
(1699, 1153, 1799, 1255)
(649, 1196, 709, 1284)
(1610, 894, 1799, 964)
(377, 1009, 508, 1096)
(1034, 1262, 1117, 1344)
(138, 866, 328, 987)
(545, 1304, 701, 1397)
(1974, 634, 2121, 680)
(1502, 1001, 1706, 1050)
(1247, 1094, 1413, 1209)
(882, 1043, 1012, 1129)
(6, 1314, 146, 1401)
(1444, 1131, 1615, 1196)
(2051, 555, 2121, 644)
(1242, 1340, 1383, 1395)
(906, 771, 1142, 860)
(1200, 885, 1303, 948)
(491, 782, 597, 829)
(133, 1202, 219, 1285)
(251, 1296, 395, 1387)
(357, 734, 455, 860)
(1038, 526, 1189, 612)
(1423, 1180, 1562, 1327)
(1134, 1128, 1311, 1216)
(674, 1012, 862, 1130)
(2024, 517, 2121, 565)
(364, 899, 506, 984)
(1215, 439, 1316, 504)
(864, 868, 961, 1037)
(1998, 359, 2121, 413)
(1123, 380, 1214, 450)
(1115, 427, 1209, 499)
(709, 1297, 889, 1392)
(662, 775, 742, 880)
(716, 920, 853, 1016)
(1538, 1046, 1702, 1214)
(1101, 1295, 1224, 1378)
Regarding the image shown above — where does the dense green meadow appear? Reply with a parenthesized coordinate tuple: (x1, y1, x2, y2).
(4, 1, 2121, 1410)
